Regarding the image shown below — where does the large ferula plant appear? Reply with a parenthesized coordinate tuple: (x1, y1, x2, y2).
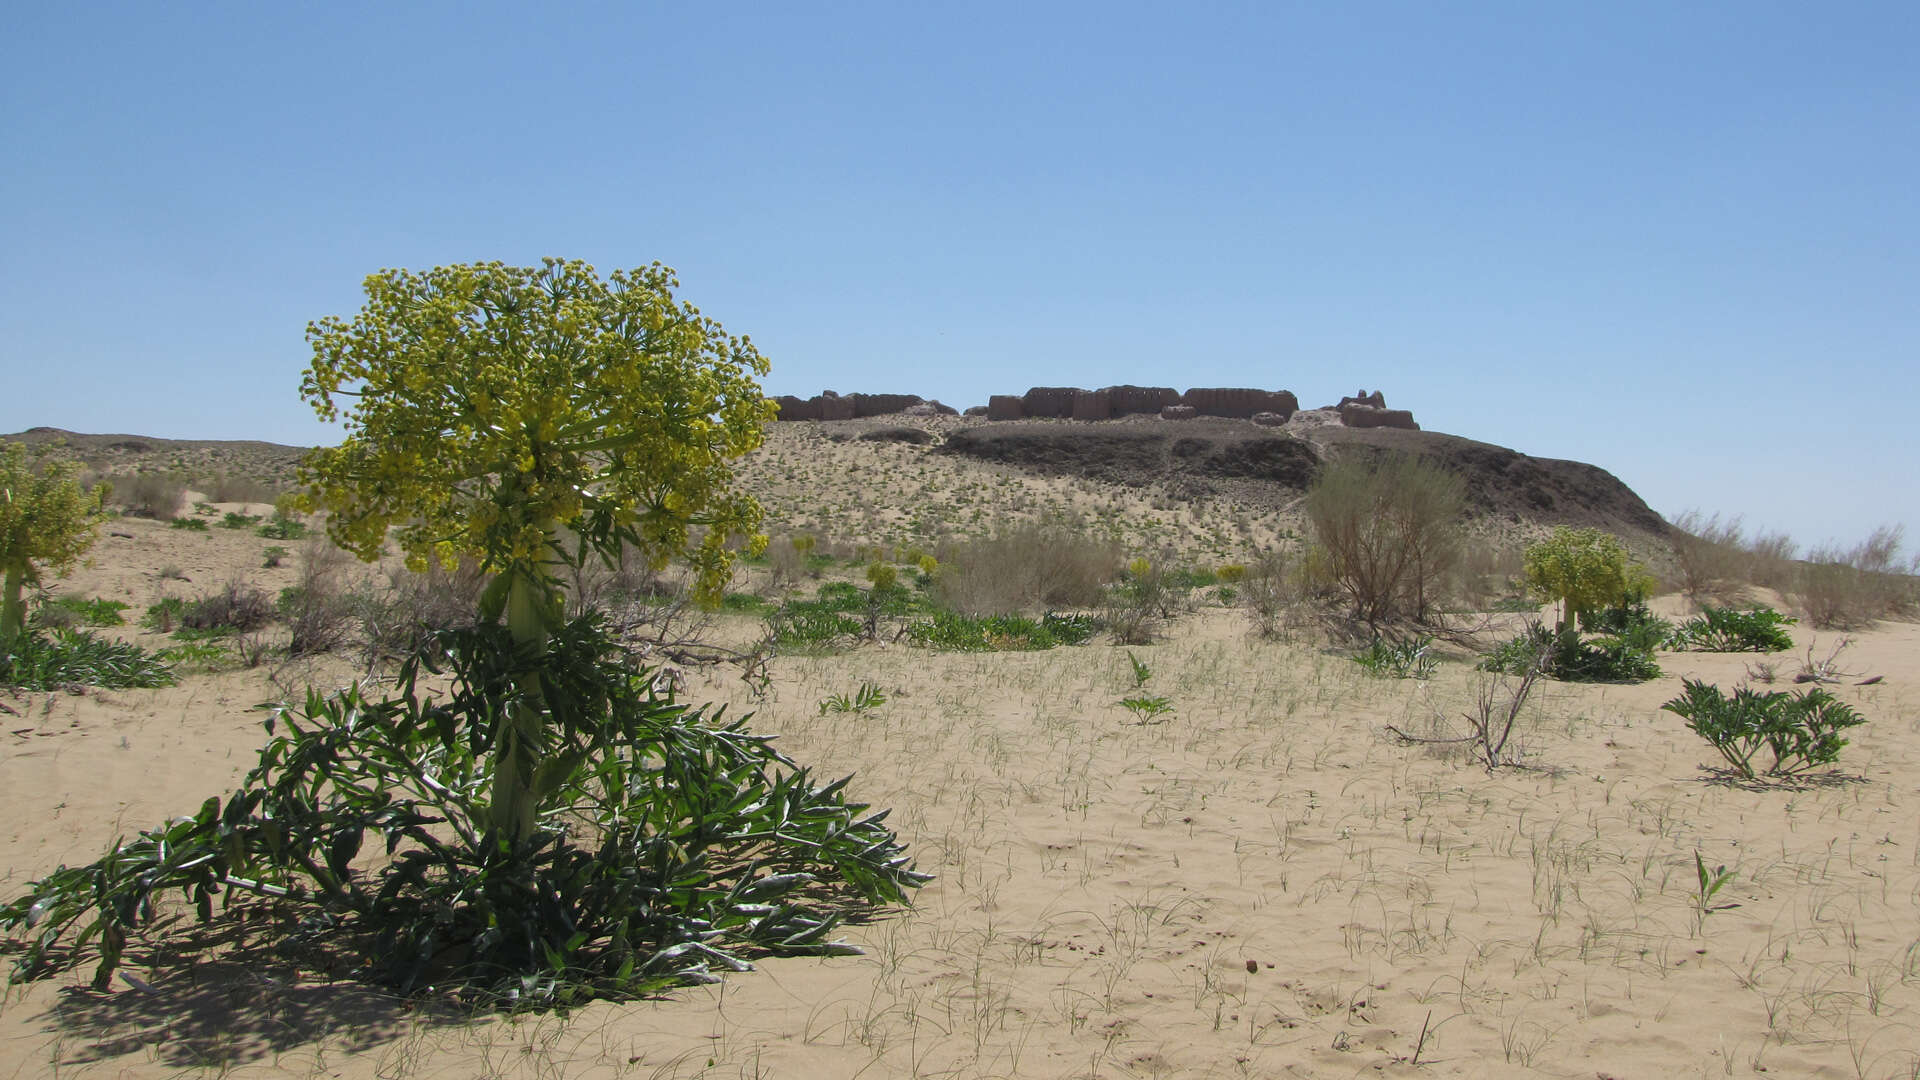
(299, 258, 775, 848)
(4, 260, 928, 1005)
(0, 441, 105, 646)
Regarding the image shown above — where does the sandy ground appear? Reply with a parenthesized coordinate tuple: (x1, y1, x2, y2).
(4, 515, 1919, 1078)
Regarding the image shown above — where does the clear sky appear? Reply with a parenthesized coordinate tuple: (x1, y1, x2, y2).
(4, 3, 1914, 555)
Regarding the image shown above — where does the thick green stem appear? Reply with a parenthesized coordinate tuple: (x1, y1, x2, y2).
(489, 530, 559, 849)
(1, 563, 25, 645)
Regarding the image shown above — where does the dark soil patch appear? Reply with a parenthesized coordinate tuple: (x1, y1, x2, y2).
(939, 417, 1669, 543)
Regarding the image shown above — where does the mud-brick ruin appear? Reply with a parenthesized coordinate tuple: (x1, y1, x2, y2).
(772, 386, 1419, 430)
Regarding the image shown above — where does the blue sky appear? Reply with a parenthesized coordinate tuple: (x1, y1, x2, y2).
(3, 3, 1914, 553)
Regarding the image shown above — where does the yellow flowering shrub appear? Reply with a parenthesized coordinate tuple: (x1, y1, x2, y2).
(299, 259, 774, 612)
(1, 442, 105, 643)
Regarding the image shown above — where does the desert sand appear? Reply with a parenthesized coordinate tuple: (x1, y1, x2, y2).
(3, 468, 1918, 1079)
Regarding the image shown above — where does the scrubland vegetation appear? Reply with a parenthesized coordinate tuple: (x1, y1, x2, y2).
(4, 283, 1919, 1077)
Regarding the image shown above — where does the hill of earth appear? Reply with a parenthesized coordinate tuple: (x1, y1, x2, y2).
(6, 409, 1672, 568)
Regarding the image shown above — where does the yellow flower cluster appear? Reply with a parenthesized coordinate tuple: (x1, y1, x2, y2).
(299, 260, 773, 610)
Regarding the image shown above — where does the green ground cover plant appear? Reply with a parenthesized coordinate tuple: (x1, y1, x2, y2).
(1578, 592, 1674, 653)
(1352, 636, 1438, 679)
(256, 512, 309, 540)
(1669, 606, 1796, 653)
(39, 594, 128, 627)
(905, 610, 1098, 652)
(819, 682, 886, 715)
(1662, 679, 1864, 779)
(1, 628, 175, 690)
(1480, 621, 1661, 683)
(1117, 694, 1175, 723)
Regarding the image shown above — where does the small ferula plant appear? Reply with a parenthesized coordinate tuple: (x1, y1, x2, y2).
(1662, 678, 1865, 780)
(3, 260, 928, 1005)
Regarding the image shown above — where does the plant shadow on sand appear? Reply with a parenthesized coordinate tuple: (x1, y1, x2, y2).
(14, 910, 470, 1071)
(1689, 765, 1871, 793)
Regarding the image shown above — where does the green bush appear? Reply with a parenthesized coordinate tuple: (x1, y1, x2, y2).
(1, 628, 175, 690)
(168, 516, 210, 532)
(1662, 679, 1864, 779)
(1480, 622, 1661, 683)
(720, 592, 774, 615)
(220, 511, 260, 530)
(256, 513, 309, 540)
(1579, 593, 1675, 653)
(154, 640, 233, 672)
(142, 596, 188, 633)
(40, 594, 128, 627)
(905, 610, 1098, 652)
(1166, 567, 1217, 589)
(1523, 527, 1654, 631)
(1670, 606, 1796, 653)
(769, 607, 863, 648)
(1352, 636, 1438, 679)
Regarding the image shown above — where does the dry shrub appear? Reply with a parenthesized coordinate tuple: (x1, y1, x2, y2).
(1794, 524, 1918, 628)
(1242, 548, 1303, 639)
(1744, 529, 1800, 590)
(565, 540, 663, 616)
(933, 519, 1122, 615)
(1304, 451, 1466, 629)
(1447, 540, 1525, 612)
(766, 536, 807, 591)
(184, 579, 276, 633)
(111, 472, 185, 518)
(282, 538, 356, 657)
(201, 474, 280, 504)
(358, 556, 487, 662)
(1668, 510, 1754, 603)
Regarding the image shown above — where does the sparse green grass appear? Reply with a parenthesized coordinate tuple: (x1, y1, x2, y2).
(40, 594, 128, 627)
(256, 513, 309, 540)
(1, 629, 175, 689)
(905, 610, 1098, 651)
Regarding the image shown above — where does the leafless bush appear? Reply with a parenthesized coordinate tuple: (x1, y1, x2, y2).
(357, 556, 487, 663)
(1793, 525, 1918, 628)
(1389, 645, 1546, 771)
(1744, 529, 1799, 590)
(1459, 661, 1545, 770)
(111, 472, 185, 519)
(1668, 509, 1753, 603)
(933, 518, 1123, 615)
(1304, 451, 1466, 630)
(233, 632, 274, 669)
(282, 539, 356, 657)
(200, 474, 280, 504)
(1791, 636, 1858, 684)
(184, 579, 275, 633)
(1446, 540, 1525, 612)
(1242, 548, 1317, 640)
(766, 537, 807, 591)
(565, 540, 663, 617)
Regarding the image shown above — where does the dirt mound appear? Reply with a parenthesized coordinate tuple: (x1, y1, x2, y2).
(938, 417, 1668, 541)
